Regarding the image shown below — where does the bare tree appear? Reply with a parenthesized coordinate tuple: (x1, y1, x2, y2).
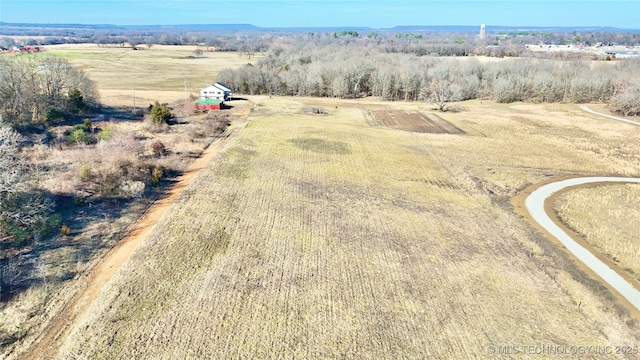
(0, 55, 98, 124)
(0, 124, 26, 195)
(421, 67, 464, 111)
(609, 85, 640, 116)
(0, 123, 55, 244)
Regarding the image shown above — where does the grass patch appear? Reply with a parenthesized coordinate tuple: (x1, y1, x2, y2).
(288, 137, 352, 154)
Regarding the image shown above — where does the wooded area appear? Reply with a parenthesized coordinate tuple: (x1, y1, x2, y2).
(218, 41, 640, 114)
(0, 55, 98, 125)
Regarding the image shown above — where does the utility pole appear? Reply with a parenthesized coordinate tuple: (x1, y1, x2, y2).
(132, 86, 136, 111)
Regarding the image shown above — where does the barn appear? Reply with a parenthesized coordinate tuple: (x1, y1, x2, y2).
(194, 98, 223, 111)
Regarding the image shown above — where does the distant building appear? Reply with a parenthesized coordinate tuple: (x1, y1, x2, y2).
(194, 98, 223, 111)
(200, 82, 232, 101)
(18, 45, 43, 53)
(479, 24, 486, 40)
(605, 50, 639, 59)
(525, 44, 582, 52)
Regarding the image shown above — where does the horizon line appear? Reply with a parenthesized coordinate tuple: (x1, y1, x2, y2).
(1, 22, 639, 31)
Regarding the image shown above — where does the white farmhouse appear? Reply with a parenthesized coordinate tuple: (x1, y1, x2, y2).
(200, 82, 233, 101)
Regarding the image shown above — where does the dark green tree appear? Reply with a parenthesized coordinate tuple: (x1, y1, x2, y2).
(68, 89, 88, 114)
(149, 101, 171, 124)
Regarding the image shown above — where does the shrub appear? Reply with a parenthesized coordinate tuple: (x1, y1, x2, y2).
(97, 124, 114, 141)
(74, 196, 86, 206)
(149, 101, 172, 124)
(83, 118, 92, 131)
(79, 164, 92, 180)
(151, 166, 163, 185)
(68, 89, 88, 114)
(67, 128, 92, 145)
(60, 224, 71, 236)
(96, 171, 122, 197)
(119, 180, 145, 198)
(45, 107, 66, 123)
(150, 139, 166, 157)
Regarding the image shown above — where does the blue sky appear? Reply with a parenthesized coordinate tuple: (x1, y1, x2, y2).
(0, 1, 639, 29)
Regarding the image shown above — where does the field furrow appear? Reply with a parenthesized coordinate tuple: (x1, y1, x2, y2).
(56, 97, 639, 359)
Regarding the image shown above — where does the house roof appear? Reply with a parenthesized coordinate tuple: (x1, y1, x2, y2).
(195, 98, 223, 105)
(201, 85, 221, 92)
(213, 82, 232, 92)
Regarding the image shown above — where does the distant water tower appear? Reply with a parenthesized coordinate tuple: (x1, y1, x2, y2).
(479, 24, 486, 39)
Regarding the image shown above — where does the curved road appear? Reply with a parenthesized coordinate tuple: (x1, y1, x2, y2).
(525, 177, 640, 311)
(580, 105, 640, 126)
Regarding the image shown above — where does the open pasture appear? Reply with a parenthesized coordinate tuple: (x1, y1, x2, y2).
(53, 96, 640, 359)
(45, 44, 252, 106)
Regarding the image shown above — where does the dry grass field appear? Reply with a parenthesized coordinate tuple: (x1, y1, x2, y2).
(45, 44, 257, 105)
(0, 44, 250, 356)
(49, 96, 640, 359)
(555, 184, 640, 282)
(3, 44, 640, 358)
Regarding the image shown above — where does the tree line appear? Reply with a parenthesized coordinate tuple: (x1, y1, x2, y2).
(217, 42, 640, 114)
(2, 24, 639, 55)
(0, 55, 98, 126)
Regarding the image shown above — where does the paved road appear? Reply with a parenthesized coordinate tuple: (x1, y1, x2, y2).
(580, 105, 640, 126)
(525, 177, 640, 311)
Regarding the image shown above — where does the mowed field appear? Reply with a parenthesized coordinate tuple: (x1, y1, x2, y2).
(53, 95, 640, 358)
(45, 44, 253, 106)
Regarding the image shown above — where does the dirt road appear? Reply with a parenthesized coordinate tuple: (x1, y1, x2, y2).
(15, 123, 242, 360)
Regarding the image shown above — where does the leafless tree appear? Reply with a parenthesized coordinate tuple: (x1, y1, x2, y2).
(0, 124, 26, 195)
(425, 78, 463, 111)
(0, 123, 55, 244)
(609, 83, 640, 116)
(0, 55, 98, 124)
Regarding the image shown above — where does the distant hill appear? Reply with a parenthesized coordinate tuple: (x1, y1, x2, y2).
(0, 22, 261, 31)
(1, 22, 638, 33)
(1, 22, 638, 37)
(388, 25, 640, 33)
(124, 24, 261, 31)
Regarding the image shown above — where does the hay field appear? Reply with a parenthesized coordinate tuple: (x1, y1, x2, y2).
(45, 44, 253, 106)
(555, 184, 640, 281)
(57, 97, 640, 359)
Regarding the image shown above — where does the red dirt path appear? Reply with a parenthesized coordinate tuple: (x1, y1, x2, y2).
(18, 126, 238, 360)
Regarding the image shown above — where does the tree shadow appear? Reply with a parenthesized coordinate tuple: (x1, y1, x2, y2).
(0, 175, 178, 303)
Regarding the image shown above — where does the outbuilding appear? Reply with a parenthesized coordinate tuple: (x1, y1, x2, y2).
(194, 98, 223, 111)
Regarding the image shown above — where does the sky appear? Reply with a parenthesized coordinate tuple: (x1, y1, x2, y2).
(0, 0, 639, 29)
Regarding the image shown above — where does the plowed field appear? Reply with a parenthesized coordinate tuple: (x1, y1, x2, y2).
(368, 109, 464, 133)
